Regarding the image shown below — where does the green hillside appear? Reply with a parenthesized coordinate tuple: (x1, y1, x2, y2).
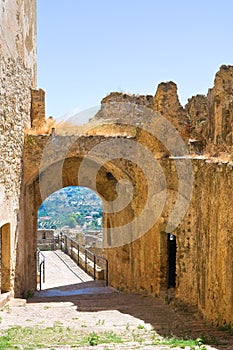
(38, 186, 102, 231)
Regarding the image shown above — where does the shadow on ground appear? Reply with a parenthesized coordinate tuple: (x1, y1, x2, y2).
(28, 280, 233, 349)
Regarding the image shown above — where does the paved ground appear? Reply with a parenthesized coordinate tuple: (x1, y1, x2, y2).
(40, 250, 93, 289)
(1, 251, 233, 350)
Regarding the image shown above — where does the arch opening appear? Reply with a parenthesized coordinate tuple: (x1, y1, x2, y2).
(38, 186, 103, 250)
(23, 154, 140, 294)
(37, 186, 105, 290)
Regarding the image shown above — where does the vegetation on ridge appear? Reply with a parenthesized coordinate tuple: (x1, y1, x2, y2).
(38, 186, 102, 231)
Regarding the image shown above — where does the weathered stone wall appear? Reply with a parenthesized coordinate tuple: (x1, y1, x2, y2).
(0, 0, 37, 84)
(37, 230, 54, 241)
(105, 158, 233, 326)
(0, 0, 36, 294)
(31, 88, 46, 129)
(175, 160, 233, 325)
(185, 65, 233, 154)
(96, 65, 233, 156)
(85, 92, 233, 325)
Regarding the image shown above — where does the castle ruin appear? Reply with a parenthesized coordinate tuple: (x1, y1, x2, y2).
(0, 0, 233, 327)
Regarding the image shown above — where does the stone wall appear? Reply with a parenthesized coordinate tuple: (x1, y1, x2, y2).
(176, 160, 233, 325)
(0, 0, 37, 84)
(31, 88, 46, 129)
(85, 90, 233, 325)
(96, 65, 233, 156)
(0, 0, 36, 295)
(23, 126, 233, 325)
(105, 158, 233, 325)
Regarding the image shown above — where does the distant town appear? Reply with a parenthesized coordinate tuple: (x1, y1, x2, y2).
(38, 186, 102, 235)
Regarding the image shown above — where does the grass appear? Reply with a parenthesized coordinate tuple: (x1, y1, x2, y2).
(0, 325, 123, 349)
(152, 336, 207, 349)
(0, 323, 215, 350)
(137, 324, 145, 329)
(96, 319, 105, 326)
(84, 331, 123, 346)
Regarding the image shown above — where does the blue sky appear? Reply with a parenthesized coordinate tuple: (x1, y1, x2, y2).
(37, 0, 233, 119)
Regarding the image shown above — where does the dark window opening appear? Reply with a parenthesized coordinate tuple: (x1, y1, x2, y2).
(168, 233, 176, 288)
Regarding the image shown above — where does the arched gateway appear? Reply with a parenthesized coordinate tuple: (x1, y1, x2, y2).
(17, 131, 175, 298)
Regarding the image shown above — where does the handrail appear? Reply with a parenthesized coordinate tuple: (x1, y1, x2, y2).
(37, 248, 46, 290)
(58, 232, 108, 286)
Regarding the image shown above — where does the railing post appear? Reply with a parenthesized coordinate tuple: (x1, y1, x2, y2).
(43, 260, 45, 283)
(60, 232, 63, 250)
(39, 264, 42, 291)
(85, 250, 87, 272)
(58, 235, 109, 287)
(37, 250, 40, 271)
(94, 255, 96, 280)
(71, 240, 73, 259)
(39, 262, 43, 291)
(65, 235, 68, 253)
(37, 249, 45, 291)
(106, 259, 109, 286)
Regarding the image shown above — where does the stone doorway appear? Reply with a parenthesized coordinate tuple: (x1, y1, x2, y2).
(0, 223, 11, 293)
(168, 233, 176, 288)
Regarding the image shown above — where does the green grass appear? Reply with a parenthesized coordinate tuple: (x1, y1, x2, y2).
(152, 336, 207, 349)
(137, 324, 145, 330)
(0, 324, 213, 350)
(96, 319, 105, 326)
(0, 325, 123, 349)
(84, 331, 123, 346)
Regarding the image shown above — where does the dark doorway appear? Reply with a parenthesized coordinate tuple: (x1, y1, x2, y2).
(0, 223, 11, 293)
(168, 233, 176, 288)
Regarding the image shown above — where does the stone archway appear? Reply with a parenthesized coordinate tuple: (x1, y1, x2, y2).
(0, 223, 11, 293)
(19, 133, 179, 298)
(20, 154, 140, 294)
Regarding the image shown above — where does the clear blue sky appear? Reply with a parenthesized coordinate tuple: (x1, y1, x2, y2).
(37, 0, 233, 119)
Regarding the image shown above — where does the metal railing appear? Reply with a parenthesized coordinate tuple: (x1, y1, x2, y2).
(37, 249, 45, 291)
(58, 232, 108, 286)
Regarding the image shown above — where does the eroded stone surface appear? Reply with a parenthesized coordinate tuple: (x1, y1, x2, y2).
(1, 0, 233, 331)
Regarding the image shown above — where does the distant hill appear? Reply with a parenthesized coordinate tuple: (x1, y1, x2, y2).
(38, 186, 102, 231)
